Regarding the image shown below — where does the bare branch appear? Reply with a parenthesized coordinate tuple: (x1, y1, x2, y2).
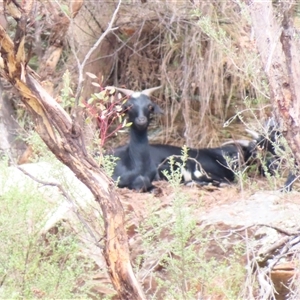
(73, 0, 122, 105)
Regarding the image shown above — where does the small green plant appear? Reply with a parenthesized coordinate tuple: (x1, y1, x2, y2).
(59, 69, 76, 112)
(220, 151, 249, 195)
(161, 145, 189, 187)
(0, 159, 98, 298)
(135, 147, 200, 299)
(135, 146, 247, 299)
(23, 130, 56, 163)
(100, 154, 119, 178)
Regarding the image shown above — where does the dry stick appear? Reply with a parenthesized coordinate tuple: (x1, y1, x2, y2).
(213, 224, 300, 266)
(68, 0, 121, 155)
(73, 0, 122, 106)
(235, 224, 300, 293)
(256, 234, 299, 300)
(216, 223, 300, 237)
(266, 236, 300, 270)
(255, 223, 300, 237)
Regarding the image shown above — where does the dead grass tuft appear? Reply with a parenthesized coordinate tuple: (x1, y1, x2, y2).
(32, 1, 300, 149)
(97, 1, 270, 147)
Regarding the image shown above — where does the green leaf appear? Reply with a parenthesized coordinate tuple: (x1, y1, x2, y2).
(87, 97, 94, 104)
(60, 4, 69, 15)
(94, 91, 106, 100)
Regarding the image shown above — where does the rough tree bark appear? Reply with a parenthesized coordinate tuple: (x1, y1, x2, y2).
(246, 0, 300, 165)
(38, 0, 84, 83)
(0, 1, 26, 158)
(0, 1, 145, 299)
(0, 88, 27, 157)
(18, 1, 84, 163)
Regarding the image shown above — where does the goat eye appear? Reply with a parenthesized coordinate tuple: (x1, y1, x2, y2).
(148, 105, 154, 112)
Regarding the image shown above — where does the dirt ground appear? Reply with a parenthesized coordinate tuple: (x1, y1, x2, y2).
(115, 177, 300, 299)
(10, 161, 299, 299)
(119, 176, 300, 220)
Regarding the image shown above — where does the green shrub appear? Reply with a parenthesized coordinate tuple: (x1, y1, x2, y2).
(136, 148, 247, 299)
(0, 158, 98, 299)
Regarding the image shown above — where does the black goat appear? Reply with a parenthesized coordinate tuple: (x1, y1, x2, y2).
(149, 141, 256, 186)
(107, 85, 257, 190)
(246, 119, 297, 191)
(109, 86, 162, 192)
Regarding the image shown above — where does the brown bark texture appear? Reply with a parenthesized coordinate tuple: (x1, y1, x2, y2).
(0, 1, 145, 299)
(38, 0, 84, 81)
(247, 0, 300, 166)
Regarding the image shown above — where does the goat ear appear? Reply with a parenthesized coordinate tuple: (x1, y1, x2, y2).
(153, 103, 164, 114)
(141, 86, 162, 97)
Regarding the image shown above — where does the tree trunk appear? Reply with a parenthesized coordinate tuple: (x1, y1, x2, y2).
(0, 88, 26, 158)
(246, 0, 300, 165)
(0, 2, 145, 299)
(38, 0, 83, 82)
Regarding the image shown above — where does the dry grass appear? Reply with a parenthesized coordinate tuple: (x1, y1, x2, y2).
(19, 1, 300, 150)
(90, 1, 271, 148)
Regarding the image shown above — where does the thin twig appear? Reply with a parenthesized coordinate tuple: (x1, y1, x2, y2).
(216, 223, 300, 237)
(73, 0, 122, 106)
(16, 165, 102, 248)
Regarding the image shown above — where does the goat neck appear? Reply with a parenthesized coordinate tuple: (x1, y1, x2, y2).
(128, 125, 151, 161)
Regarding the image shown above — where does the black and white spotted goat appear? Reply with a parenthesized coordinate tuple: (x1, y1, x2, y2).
(149, 141, 256, 187)
(109, 86, 163, 192)
(246, 118, 298, 191)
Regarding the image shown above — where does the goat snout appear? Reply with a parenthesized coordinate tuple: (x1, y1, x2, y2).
(135, 116, 148, 128)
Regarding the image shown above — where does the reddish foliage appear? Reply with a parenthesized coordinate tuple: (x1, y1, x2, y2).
(82, 85, 128, 146)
